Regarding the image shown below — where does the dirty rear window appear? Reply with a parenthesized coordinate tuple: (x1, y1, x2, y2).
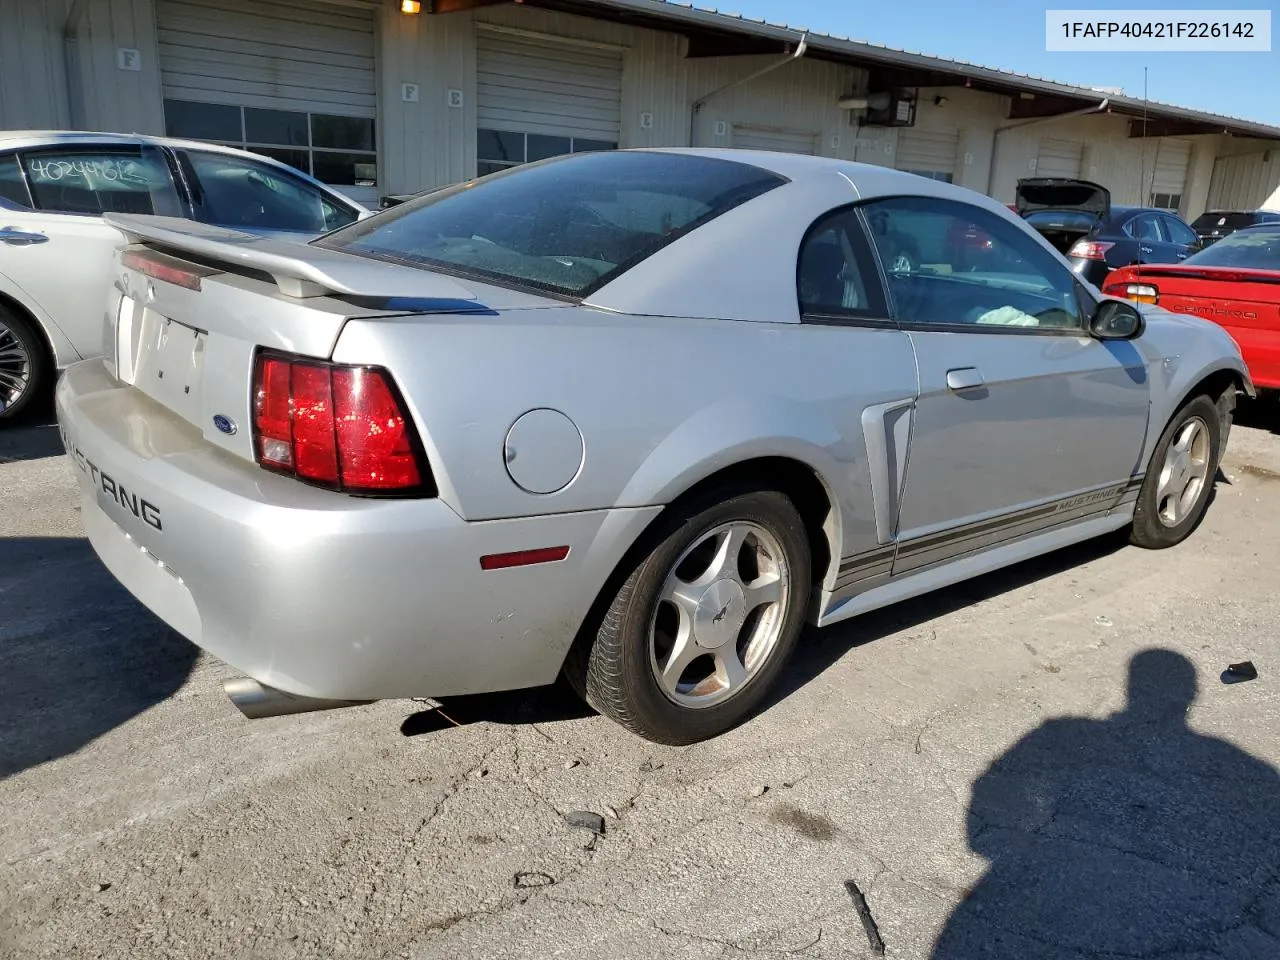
(1184, 225, 1280, 268)
(1190, 212, 1280, 233)
(317, 151, 786, 298)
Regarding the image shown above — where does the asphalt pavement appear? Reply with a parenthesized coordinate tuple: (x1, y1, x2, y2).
(3, 404, 1279, 960)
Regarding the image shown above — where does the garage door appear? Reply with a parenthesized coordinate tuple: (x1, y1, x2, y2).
(1150, 139, 1192, 210)
(732, 126, 818, 155)
(896, 128, 958, 182)
(475, 29, 622, 176)
(1036, 139, 1084, 179)
(157, 0, 378, 203)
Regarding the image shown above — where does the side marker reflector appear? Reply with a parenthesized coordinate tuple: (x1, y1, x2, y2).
(480, 546, 571, 571)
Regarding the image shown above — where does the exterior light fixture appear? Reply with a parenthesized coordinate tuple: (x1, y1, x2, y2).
(401, 0, 422, 13)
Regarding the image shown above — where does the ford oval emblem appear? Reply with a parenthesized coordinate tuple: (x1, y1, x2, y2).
(213, 415, 237, 436)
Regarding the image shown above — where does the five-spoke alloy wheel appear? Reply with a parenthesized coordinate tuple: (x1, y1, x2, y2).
(1131, 394, 1224, 549)
(569, 485, 812, 745)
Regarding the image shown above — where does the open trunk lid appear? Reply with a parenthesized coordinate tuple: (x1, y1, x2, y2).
(1015, 178, 1111, 219)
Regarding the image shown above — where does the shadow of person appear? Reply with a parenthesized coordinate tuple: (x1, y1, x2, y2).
(932, 649, 1280, 959)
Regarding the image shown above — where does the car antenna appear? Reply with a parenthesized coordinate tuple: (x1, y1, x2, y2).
(1137, 65, 1149, 286)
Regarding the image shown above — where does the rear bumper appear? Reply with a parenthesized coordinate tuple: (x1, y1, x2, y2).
(56, 361, 660, 700)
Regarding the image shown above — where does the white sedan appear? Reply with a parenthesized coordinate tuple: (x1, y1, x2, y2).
(0, 131, 366, 420)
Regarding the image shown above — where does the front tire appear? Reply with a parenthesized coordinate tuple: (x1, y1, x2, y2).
(569, 486, 812, 745)
(1130, 394, 1222, 549)
(0, 306, 49, 422)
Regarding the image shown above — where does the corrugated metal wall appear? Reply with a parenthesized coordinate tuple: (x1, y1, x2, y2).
(1207, 150, 1280, 211)
(0, 0, 72, 130)
(7, 0, 1277, 215)
(0, 0, 162, 135)
(71, 0, 165, 134)
(378, 4, 865, 195)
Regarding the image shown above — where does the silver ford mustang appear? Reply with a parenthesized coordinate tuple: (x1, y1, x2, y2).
(56, 149, 1252, 745)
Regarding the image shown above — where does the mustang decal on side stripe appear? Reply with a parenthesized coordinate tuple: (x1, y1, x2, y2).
(1053, 484, 1129, 513)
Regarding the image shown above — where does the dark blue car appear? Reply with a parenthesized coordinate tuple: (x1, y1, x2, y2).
(1016, 178, 1201, 287)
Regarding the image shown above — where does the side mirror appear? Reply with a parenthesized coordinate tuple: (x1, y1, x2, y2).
(1090, 299, 1145, 340)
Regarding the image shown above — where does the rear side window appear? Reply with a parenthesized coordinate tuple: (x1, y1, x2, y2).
(319, 151, 787, 298)
(19, 146, 182, 216)
(0, 155, 30, 207)
(797, 208, 885, 320)
(1126, 214, 1163, 242)
(180, 150, 359, 234)
(1162, 216, 1197, 246)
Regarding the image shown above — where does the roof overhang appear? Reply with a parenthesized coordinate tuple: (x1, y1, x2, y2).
(445, 0, 1280, 142)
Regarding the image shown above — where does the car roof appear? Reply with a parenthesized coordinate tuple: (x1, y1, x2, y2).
(0, 130, 366, 209)
(640, 147, 1017, 217)
(0, 130, 249, 156)
(1199, 209, 1280, 216)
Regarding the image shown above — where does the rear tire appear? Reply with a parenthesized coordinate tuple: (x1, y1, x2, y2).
(1130, 394, 1222, 549)
(0, 305, 50, 423)
(567, 485, 812, 745)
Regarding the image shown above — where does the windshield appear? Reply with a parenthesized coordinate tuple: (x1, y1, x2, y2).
(317, 151, 786, 298)
(1183, 225, 1280, 269)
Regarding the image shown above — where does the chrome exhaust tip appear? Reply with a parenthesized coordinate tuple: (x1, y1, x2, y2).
(224, 677, 375, 720)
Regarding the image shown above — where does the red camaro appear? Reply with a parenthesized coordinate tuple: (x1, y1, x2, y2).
(1103, 222, 1280, 390)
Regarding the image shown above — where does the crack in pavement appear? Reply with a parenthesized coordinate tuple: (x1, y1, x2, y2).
(545, 895, 826, 956)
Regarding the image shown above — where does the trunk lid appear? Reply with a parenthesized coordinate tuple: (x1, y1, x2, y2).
(100, 214, 546, 467)
(1015, 178, 1111, 219)
(1118, 264, 1280, 337)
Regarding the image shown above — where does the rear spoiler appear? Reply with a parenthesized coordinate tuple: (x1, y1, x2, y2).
(104, 213, 480, 303)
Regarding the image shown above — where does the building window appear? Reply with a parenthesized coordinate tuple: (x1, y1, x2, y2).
(476, 129, 616, 177)
(902, 169, 954, 184)
(163, 99, 377, 188)
(1150, 192, 1181, 212)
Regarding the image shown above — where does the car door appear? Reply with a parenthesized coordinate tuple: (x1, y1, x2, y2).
(1124, 212, 1168, 265)
(172, 148, 360, 240)
(0, 142, 184, 360)
(1159, 214, 1199, 261)
(860, 195, 1150, 577)
(795, 205, 919, 595)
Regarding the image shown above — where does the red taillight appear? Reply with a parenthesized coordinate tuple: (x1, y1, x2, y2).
(251, 352, 432, 496)
(1102, 281, 1159, 304)
(1068, 240, 1115, 261)
(121, 249, 216, 291)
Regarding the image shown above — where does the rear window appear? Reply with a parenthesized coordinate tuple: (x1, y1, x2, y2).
(318, 151, 787, 298)
(1023, 210, 1099, 232)
(20, 146, 182, 216)
(1184, 225, 1280, 268)
(1191, 212, 1261, 233)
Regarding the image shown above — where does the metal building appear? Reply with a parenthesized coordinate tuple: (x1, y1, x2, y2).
(3, 0, 1279, 216)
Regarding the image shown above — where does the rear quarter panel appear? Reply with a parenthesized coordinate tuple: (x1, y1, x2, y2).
(332, 309, 920, 575)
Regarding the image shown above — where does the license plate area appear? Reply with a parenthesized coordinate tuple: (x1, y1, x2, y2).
(130, 312, 206, 424)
